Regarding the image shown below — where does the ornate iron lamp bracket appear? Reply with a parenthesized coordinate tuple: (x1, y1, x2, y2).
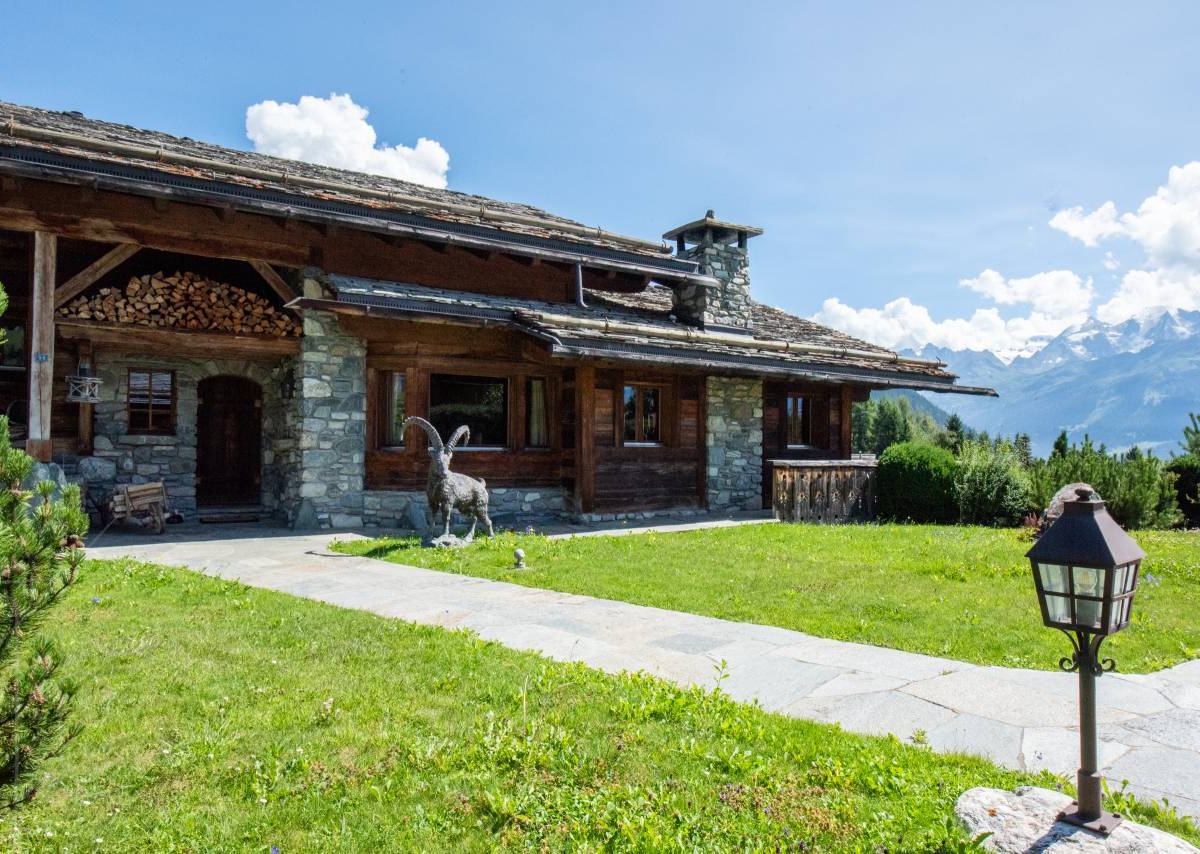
(1057, 630, 1117, 676)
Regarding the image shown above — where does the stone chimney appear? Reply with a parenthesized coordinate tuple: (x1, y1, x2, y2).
(663, 210, 762, 333)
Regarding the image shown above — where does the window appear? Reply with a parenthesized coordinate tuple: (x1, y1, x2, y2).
(381, 371, 407, 447)
(429, 374, 507, 449)
(128, 369, 175, 435)
(786, 394, 812, 447)
(623, 385, 661, 444)
(526, 377, 549, 448)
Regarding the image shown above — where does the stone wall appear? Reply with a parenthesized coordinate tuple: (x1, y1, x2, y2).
(705, 376, 763, 511)
(287, 310, 367, 529)
(362, 486, 567, 531)
(673, 242, 754, 331)
(81, 353, 295, 521)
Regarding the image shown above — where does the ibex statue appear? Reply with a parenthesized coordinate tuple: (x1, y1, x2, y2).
(403, 417, 495, 541)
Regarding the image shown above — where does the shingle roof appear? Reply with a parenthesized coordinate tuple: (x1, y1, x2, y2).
(585, 285, 901, 359)
(328, 275, 994, 394)
(0, 100, 672, 259)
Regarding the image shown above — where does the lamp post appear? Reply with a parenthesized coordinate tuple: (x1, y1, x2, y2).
(1026, 487, 1145, 835)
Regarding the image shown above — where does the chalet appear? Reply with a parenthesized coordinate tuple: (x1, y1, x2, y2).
(0, 101, 993, 529)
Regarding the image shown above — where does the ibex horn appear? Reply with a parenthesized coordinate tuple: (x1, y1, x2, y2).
(447, 425, 470, 450)
(402, 416, 443, 452)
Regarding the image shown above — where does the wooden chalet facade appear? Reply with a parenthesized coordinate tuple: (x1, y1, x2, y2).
(0, 101, 993, 528)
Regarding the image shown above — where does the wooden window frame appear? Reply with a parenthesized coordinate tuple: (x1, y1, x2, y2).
(785, 392, 814, 449)
(428, 371, 509, 452)
(622, 383, 663, 446)
(126, 368, 176, 436)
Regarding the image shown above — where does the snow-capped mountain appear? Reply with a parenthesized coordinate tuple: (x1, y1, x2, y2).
(906, 309, 1200, 456)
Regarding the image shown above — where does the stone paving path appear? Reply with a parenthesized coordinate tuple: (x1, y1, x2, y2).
(89, 527, 1200, 820)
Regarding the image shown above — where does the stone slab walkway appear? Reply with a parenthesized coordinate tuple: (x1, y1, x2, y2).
(89, 527, 1200, 820)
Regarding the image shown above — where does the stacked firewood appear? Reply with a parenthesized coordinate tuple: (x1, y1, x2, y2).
(57, 271, 300, 337)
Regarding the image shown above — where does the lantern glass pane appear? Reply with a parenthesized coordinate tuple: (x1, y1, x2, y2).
(1112, 564, 1128, 595)
(1116, 562, 1139, 595)
(1109, 598, 1131, 632)
(1038, 563, 1069, 594)
(1045, 594, 1072, 625)
(1072, 565, 1106, 629)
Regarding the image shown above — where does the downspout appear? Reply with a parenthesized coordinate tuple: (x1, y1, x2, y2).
(574, 261, 587, 309)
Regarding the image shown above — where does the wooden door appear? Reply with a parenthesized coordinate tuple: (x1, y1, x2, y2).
(197, 376, 262, 506)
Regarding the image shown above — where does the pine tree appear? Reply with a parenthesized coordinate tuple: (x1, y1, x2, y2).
(1013, 433, 1033, 468)
(940, 413, 966, 454)
(870, 398, 913, 454)
(1051, 430, 1069, 459)
(0, 280, 87, 808)
(1182, 412, 1200, 456)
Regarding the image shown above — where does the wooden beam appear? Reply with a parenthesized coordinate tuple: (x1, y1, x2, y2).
(27, 232, 56, 462)
(0, 182, 311, 267)
(247, 259, 298, 304)
(56, 320, 300, 359)
(76, 339, 94, 454)
(574, 366, 596, 513)
(54, 243, 141, 308)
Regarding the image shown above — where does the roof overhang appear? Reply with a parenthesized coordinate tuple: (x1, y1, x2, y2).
(289, 294, 998, 397)
(0, 143, 713, 286)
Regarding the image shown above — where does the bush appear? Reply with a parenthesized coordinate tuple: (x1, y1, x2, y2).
(1028, 438, 1180, 530)
(1167, 454, 1200, 529)
(955, 440, 1033, 526)
(875, 442, 958, 523)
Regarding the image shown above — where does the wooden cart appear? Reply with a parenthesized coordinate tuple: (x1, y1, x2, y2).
(108, 482, 169, 534)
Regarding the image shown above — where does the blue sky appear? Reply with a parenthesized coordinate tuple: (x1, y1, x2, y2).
(5, 2, 1200, 355)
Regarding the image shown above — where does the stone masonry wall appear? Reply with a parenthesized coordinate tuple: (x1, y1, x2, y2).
(674, 242, 754, 331)
(705, 376, 763, 511)
(81, 353, 295, 521)
(362, 486, 567, 532)
(287, 310, 367, 529)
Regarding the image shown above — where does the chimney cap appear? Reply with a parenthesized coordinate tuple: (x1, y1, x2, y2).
(663, 211, 763, 245)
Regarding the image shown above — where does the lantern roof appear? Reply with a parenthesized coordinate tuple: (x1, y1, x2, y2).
(1026, 488, 1146, 568)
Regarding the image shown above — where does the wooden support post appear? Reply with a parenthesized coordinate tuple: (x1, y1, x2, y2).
(574, 365, 596, 514)
(76, 339, 94, 454)
(27, 231, 56, 462)
(840, 386, 853, 458)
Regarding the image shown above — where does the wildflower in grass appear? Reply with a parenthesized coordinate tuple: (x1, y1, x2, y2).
(91, 597, 101, 604)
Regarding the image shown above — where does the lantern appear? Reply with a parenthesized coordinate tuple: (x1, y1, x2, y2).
(1025, 487, 1145, 834)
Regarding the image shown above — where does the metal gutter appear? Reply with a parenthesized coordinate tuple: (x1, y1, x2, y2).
(2, 118, 671, 255)
(545, 336, 997, 395)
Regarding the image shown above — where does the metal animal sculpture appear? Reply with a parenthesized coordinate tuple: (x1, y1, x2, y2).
(403, 416, 495, 541)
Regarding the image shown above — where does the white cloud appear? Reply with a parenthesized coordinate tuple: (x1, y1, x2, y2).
(812, 297, 1073, 360)
(1049, 201, 1122, 247)
(1096, 267, 1200, 323)
(1102, 251, 1120, 271)
(1049, 162, 1200, 322)
(812, 268, 1092, 359)
(245, 93, 450, 188)
(960, 268, 1093, 320)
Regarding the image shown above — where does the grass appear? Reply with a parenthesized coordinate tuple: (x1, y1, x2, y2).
(10, 558, 1196, 852)
(332, 524, 1200, 673)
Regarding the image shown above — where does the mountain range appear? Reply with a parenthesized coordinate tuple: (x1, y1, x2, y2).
(904, 309, 1200, 457)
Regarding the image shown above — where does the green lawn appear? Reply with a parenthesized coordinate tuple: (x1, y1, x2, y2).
(333, 524, 1200, 673)
(9, 558, 1195, 852)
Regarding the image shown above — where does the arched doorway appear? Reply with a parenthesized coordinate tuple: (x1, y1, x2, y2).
(197, 375, 262, 507)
